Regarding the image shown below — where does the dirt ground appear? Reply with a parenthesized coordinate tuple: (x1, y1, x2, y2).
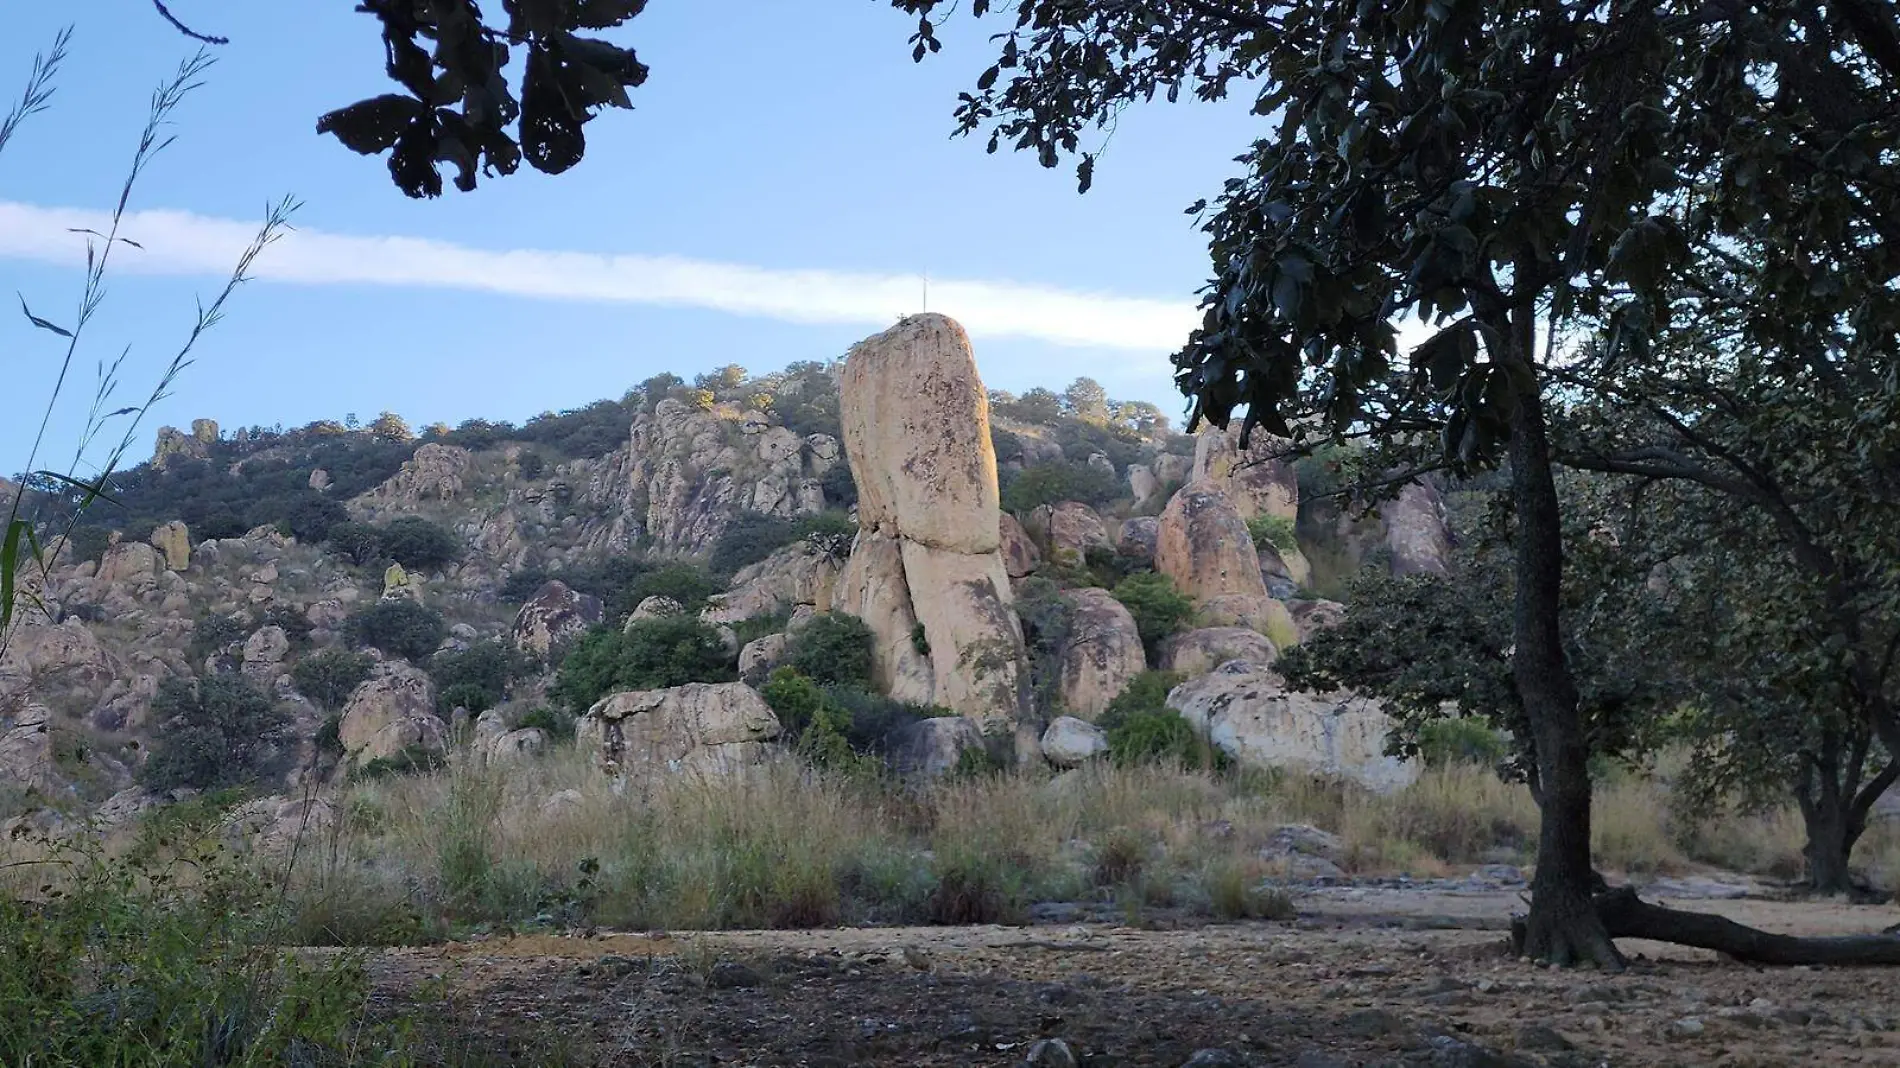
(364, 887, 1900, 1067)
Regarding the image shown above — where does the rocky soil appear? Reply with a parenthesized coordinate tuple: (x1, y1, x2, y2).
(362, 886, 1900, 1067)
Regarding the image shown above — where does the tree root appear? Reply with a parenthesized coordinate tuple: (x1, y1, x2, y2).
(1512, 886, 1900, 967)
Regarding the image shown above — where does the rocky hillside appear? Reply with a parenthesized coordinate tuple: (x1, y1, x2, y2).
(0, 321, 1454, 828)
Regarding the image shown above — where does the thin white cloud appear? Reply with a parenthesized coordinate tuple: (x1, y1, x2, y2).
(0, 200, 1200, 352)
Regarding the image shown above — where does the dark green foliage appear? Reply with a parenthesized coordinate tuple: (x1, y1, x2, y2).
(314, 713, 343, 754)
(352, 744, 448, 782)
(322, 2, 648, 198)
(616, 562, 721, 620)
(140, 674, 291, 792)
(325, 521, 385, 566)
(819, 463, 859, 510)
(731, 609, 792, 649)
(1417, 718, 1509, 769)
(343, 600, 447, 662)
(518, 451, 546, 480)
(784, 612, 876, 689)
(1247, 514, 1298, 556)
(290, 649, 374, 711)
(514, 398, 637, 458)
(377, 516, 461, 570)
(818, 685, 940, 755)
(909, 622, 930, 657)
(259, 603, 314, 647)
(1012, 577, 1074, 715)
(427, 640, 537, 715)
(62, 524, 112, 565)
(187, 613, 247, 662)
(552, 616, 735, 711)
(436, 417, 516, 451)
(515, 707, 576, 741)
(993, 387, 1065, 424)
(1110, 572, 1196, 657)
(709, 512, 802, 575)
(759, 667, 856, 768)
(999, 461, 1121, 514)
(1097, 671, 1218, 769)
(278, 491, 351, 542)
(500, 567, 554, 603)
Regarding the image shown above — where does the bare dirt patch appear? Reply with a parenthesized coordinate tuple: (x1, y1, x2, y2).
(360, 890, 1900, 1066)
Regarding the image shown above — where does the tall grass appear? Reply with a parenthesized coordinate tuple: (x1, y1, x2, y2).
(0, 29, 295, 653)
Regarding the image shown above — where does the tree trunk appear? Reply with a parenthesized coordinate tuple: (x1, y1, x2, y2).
(1801, 799, 1858, 896)
(1504, 347, 1625, 970)
(1594, 887, 1900, 965)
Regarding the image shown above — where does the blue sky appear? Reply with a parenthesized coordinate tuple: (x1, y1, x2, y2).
(1, 2, 1260, 477)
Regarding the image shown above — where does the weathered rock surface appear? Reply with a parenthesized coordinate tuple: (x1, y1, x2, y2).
(150, 521, 191, 571)
(1191, 424, 1299, 522)
(700, 542, 842, 626)
(1057, 588, 1146, 720)
(1384, 482, 1453, 577)
(511, 580, 603, 658)
(1045, 501, 1111, 566)
(577, 682, 783, 778)
(1158, 627, 1278, 677)
(1166, 661, 1415, 792)
(338, 660, 446, 766)
(889, 715, 987, 778)
(1155, 481, 1270, 606)
(241, 625, 290, 682)
(1116, 517, 1160, 568)
(1041, 716, 1109, 768)
(1198, 593, 1300, 650)
(1288, 599, 1347, 642)
(0, 705, 57, 792)
(370, 442, 472, 502)
(97, 539, 159, 585)
(998, 513, 1041, 579)
(835, 315, 1030, 739)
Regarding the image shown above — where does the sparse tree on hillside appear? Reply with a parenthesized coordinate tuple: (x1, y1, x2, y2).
(1062, 377, 1110, 425)
(369, 411, 413, 442)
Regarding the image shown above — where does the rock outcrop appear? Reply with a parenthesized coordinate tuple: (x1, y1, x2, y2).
(370, 442, 472, 502)
(1115, 517, 1160, 569)
(577, 682, 783, 778)
(1166, 660, 1415, 792)
(1191, 424, 1299, 522)
(241, 625, 290, 682)
(1044, 502, 1111, 566)
(1384, 482, 1454, 577)
(999, 513, 1041, 579)
(1158, 626, 1278, 677)
(337, 660, 446, 766)
(150, 521, 191, 572)
(833, 315, 1031, 744)
(700, 542, 842, 626)
(1155, 480, 1271, 605)
(510, 580, 603, 658)
(1056, 589, 1146, 720)
(889, 716, 986, 778)
(1040, 716, 1109, 768)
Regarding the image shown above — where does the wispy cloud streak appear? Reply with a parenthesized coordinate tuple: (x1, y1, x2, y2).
(0, 201, 1200, 351)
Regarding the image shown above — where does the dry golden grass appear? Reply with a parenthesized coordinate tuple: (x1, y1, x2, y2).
(16, 743, 1898, 943)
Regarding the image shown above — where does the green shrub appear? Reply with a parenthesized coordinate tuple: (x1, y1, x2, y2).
(140, 674, 292, 792)
(999, 460, 1122, 514)
(315, 713, 344, 754)
(259, 603, 315, 647)
(709, 512, 801, 575)
(783, 612, 876, 688)
(819, 463, 858, 509)
(760, 667, 828, 736)
(819, 685, 942, 754)
(552, 616, 736, 710)
(1013, 576, 1074, 714)
(732, 608, 792, 647)
(1111, 571, 1197, 654)
(1097, 670, 1220, 769)
(1247, 513, 1299, 555)
(343, 600, 447, 662)
(325, 520, 385, 566)
(352, 743, 448, 782)
(499, 566, 553, 602)
(188, 612, 247, 662)
(290, 648, 374, 710)
(378, 516, 461, 570)
(427, 640, 536, 714)
(1416, 718, 1508, 768)
(516, 706, 575, 740)
(518, 450, 546, 479)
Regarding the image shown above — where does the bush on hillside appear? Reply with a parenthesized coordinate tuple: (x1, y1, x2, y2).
(140, 674, 291, 792)
(1111, 572, 1196, 655)
(427, 640, 537, 715)
(782, 612, 876, 688)
(999, 461, 1122, 514)
(290, 649, 375, 711)
(378, 516, 461, 570)
(1248, 514, 1299, 556)
(552, 616, 736, 711)
(188, 613, 248, 662)
(1096, 670, 1221, 769)
(344, 600, 447, 662)
(326, 522, 385, 566)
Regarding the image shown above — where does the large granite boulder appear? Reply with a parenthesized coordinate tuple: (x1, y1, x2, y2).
(1155, 480, 1270, 606)
(888, 715, 987, 778)
(1041, 716, 1109, 768)
(999, 513, 1042, 579)
(337, 660, 446, 766)
(1166, 661, 1415, 792)
(1191, 423, 1299, 522)
(834, 315, 1032, 749)
(1057, 588, 1146, 720)
(150, 521, 191, 572)
(510, 580, 603, 658)
(369, 442, 472, 502)
(700, 542, 843, 626)
(1158, 627, 1278, 677)
(577, 682, 783, 778)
